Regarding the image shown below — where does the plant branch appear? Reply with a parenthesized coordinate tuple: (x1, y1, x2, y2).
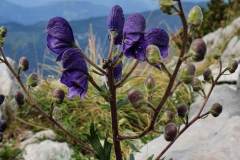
(119, 0, 188, 141)
(155, 68, 228, 159)
(107, 66, 123, 160)
(116, 61, 139, 88)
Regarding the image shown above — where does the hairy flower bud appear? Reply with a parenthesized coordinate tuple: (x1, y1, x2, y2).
(0, 95, 5, 106)
(0, 119, 7, 133)
(53, 89, 65, 104)
(192, 78, 202, 92)
(159, 0, 176, 15)
(188, 6, 203, 26)
(177, 104, 188, 118)
(146, 45, 161, 64)
(19, 57, 29, 71)
(15, 91, 24, 106)
(190, 38, 207, 62)
(0, 26, 7, 47)
(27, 73, 39, 87)
(164, 122, 177, 142)
(228, 60, 238, 74)
(144, 75, 156, 91)
(210, 103, 222, 117)
(0, 26, 7, 38)
(128, 89, 144, 107)
(203, 68, 213, 82)
(180, 63, 196, 84)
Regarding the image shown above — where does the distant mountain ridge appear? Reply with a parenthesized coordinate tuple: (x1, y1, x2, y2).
(0, 0, 161, 25)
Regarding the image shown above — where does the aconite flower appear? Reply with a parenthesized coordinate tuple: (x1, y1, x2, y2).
(145, 28, 169, 59)
(122, 14, 169, 61)
(107, 5, 125, 45)
(112, 55, 123, 82)
(60, 48, 88, 99)
(122, 13, 146, 61)
(47, 17, 75, 61)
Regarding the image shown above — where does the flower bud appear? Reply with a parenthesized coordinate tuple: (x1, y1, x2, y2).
(27, 73, 39, 87)
(212, 52, 221, 60)
(53, 89, 65, 104)
(177, 104, 188, 118)
(0, 26, 7, 38)
(159, 0, 176, 15)
(0, 26, 7, 47)
(180, 63, 196, 84)
(192, 78, 202, 92)
(128, 89, 144, 107)
(19, 57, 29, 71)
(190, 38, 207, 62)
(15, 91, 24, 106)
(0, 95, 5, 106)
(0, 119, 7, 133)
(0, 132, 3, 142)
(164, 122, 177, 142)
(144, 75, 156, 91)
(210, 103, 222, 117)
(203, 68, 213, 82)
(188, 6, 203, 26)
(228, 60, 238, 74)
(146, 45, 161, 64)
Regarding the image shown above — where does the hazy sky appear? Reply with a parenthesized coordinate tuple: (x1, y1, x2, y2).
(7, 0, 208, 7)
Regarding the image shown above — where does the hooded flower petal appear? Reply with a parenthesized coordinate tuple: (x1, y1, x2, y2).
(112, 55, 123, 82)
(123, 13, 146, 34)
(145, 28, 169, 58)
(47, 17, 75, 61)
(107, 5, 125, 45)
(122, 14, 146, 61)
(60, 48, 88, 99)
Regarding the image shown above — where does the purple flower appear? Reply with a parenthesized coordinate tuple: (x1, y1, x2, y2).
(123, 13, 146, 34)
(113, 55, 123, 82)
(122, 14, 146, 61)
(60, 48, 88, 99)
(107, 5, 125, 45)
(145, 28, 169, 58)
(47, 17, 75, 61)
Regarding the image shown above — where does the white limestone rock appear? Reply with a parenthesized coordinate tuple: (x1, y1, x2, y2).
(20, 130, 56, 149)
(0, 57, 17, 96)
(23, 140, 72, 160)
(135, 84, 240, 160)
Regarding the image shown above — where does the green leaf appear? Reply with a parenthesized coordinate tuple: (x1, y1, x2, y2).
(129, 154, 135, 160)
(87, 123, 104, 159)
(87, 123, 112, 160)
(147, 155, 154, 160)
